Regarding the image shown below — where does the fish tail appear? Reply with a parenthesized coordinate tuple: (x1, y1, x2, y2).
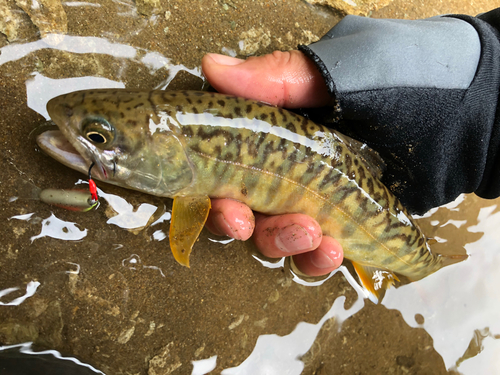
(439, 253, 469, 267)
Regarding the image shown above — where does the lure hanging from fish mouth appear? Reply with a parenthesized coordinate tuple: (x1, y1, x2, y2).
(38, 162, 100, 212)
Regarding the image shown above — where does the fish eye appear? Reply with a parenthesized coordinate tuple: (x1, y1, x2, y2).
(86, 131, 107, 143)
(82, 118, 115, 147)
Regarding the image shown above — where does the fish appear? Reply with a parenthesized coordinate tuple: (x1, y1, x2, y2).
(36, 89, 464, 300)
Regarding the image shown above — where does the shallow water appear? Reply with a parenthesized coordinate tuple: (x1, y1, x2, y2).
(1, 0, 499, 374)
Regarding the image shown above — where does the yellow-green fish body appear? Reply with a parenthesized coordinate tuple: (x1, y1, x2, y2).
(37, 89, 451, 297)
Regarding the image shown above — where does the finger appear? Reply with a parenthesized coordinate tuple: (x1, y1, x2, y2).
(252, 213, 323, 258)
(292, 236, 344, 276)
(201, 51, 330, 108)
(205, 198, 255, 241)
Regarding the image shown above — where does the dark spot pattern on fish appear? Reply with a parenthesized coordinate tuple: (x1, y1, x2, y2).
(43, 89, 440, 281)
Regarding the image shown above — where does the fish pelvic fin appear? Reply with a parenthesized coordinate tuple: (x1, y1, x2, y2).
(169, 195, 211, 268)
(352, 262, 400, 304)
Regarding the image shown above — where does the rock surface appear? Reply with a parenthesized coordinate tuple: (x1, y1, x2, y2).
(305, 0, 393, 16)
(15, 0, 67, 37)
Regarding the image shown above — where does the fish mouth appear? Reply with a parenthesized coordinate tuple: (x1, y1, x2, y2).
(36, 130, 107, 180)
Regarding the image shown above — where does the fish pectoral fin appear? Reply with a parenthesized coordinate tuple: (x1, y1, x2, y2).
(169, 195, 211, 268)
(352, 262, 399, 304)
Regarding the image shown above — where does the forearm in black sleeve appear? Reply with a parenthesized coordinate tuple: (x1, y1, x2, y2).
(299, 8, 500, 215)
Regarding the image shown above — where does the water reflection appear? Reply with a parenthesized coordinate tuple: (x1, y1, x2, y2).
(451, 328, 500, 372)
(208, 237, 235, 245)
(384, 197, 500, 373)
(251, 255, 285, 270)
(65, 262, 80, 275)
(222, 267, 365, 374)
(151, 211, 171, 241)
(191, 355, 218, 375)
(2, 34, 203, 120)
(27, 72, 125, 120)
(0, 35, 137, 66)
(99, 189, 158, 231)
(10, 212, 88, 242)
(0, 281, 40, 306)
(122, 254, 165, 278)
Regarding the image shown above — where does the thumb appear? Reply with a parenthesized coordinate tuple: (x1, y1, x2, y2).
(201, 51, 330, 108)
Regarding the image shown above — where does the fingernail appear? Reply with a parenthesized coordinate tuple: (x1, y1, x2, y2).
(275, 224, 313, 253)
(213, 212, 246, 240)
(310, 250, 337, 269)
(207, 53, 245, 66)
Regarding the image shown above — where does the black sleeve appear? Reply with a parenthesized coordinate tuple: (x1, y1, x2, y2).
(299, 8, 500, 215)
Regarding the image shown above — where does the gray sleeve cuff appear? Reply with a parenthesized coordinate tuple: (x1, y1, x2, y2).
(300, 15, 481, 95)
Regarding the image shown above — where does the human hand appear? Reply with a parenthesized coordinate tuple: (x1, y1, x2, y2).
(201, 51, 344, 276)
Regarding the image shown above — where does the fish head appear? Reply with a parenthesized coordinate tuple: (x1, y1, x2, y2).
(37, 89, 194, 197)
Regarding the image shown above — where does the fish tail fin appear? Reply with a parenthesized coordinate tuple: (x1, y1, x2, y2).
(352, 262, 399, 304)
(440, 253, 469, 267)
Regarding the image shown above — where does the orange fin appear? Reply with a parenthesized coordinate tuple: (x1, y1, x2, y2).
(352, 262, 399, 304)
(440, 253, 469, 267)
(427, 238, 438, 246)
(169, 196, 211, 267)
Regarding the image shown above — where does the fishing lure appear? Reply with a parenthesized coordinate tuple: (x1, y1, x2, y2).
(38, 163, 99, 212)
(38, 189, 98, 212)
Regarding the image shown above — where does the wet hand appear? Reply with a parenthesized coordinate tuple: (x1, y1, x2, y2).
(201, 51, 344, 276)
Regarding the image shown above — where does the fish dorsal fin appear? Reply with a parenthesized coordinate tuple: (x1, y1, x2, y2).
(169, 195, 211, 267)
(352, 262, 399, 304)
(334, 131, 386, 179)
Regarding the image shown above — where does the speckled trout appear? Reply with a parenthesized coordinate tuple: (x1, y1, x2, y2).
(36, 89, 460, 299)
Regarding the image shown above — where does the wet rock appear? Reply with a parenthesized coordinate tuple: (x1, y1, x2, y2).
(305, 0, 393, 17)
(0, 0, 25, 42)
(117, 325, 136, 344)
(396, 355, 415, 369)
(414, 313, 425, 325)
(14, 0, 67, 38)
(136, 0, 163, 16)
(301, 304, 447, 375)
(238, 27, 271, 56)
(228, 314, 247, 330)
(0, 320, 39, 344)
(0, 299, 62, 348)
(300, 29, 320, 45)
(148, 342, 182, 375)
